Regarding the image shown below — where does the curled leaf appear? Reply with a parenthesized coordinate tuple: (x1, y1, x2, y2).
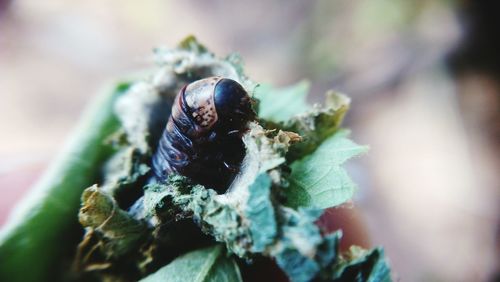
(76, 185, 149, 275)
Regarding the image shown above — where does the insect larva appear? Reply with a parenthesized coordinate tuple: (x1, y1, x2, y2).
(151, 77, 256, 192)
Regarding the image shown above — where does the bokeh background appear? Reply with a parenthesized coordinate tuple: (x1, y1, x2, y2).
(0, 1, 498, 281)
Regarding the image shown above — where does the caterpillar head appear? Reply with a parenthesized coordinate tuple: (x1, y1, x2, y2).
(183, 77, 256, 133)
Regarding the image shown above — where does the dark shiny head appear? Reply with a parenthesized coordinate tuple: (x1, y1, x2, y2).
(213, 78, 256, 130)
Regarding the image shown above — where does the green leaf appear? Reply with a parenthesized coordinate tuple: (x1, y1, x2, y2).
(254, 80, 310, 122)
(245, 173, 277, 252)
(140, 245, 242, 282)
(0, 82, 131, 282)
(286, 129, 368, 209)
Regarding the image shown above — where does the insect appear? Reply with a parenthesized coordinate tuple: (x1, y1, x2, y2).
(151, 77, 256, 192)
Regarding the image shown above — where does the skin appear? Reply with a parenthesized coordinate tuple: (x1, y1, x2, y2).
(0, 166, 370, 281)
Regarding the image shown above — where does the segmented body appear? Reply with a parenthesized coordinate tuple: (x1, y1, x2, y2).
(152, 77, 255, 192)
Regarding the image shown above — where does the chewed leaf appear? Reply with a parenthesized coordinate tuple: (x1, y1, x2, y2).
(177, 35, 208, 53)
(332, 247, 391, 282)
(140, 245, 242, 282)
(286, 130, 368, 209)
(254, 80, 310, 122)
(245, 174, 277, 252)
(263, 91, 350, 162)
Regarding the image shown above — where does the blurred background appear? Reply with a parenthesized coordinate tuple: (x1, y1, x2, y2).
(0, 0, 498, 281)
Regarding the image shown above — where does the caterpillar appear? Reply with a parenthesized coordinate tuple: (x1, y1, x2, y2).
(151, 77, 256, 193)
